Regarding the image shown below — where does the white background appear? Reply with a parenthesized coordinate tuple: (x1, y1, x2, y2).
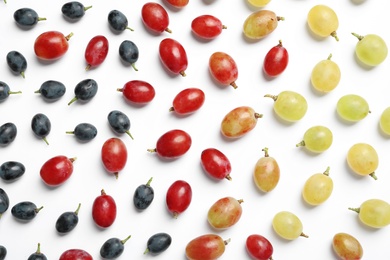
(1, 0, 390, 259)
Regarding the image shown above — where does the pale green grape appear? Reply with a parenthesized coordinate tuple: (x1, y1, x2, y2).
(296, 125, 333, 153)
(264, 91, 308, 122)
(379, 107, 390, 135)
(247, 0, 271, 8)
(302, 167, 333, 206)
(272, 211, 308, 240)
(336, 94, 370, 122)
(349, 199, 390, 228)
(352, 33, 388, 66)
(307, 5, 339, 41)
(243, 10, 284, 40)
(311, 54, 341, 93)
(347, 143, 378, 179)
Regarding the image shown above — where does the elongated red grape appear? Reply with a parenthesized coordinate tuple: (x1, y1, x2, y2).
(159, 38, 188, 76)
(84, 35, 109, 70)
(209, 52, 238, 88)
(263, 40, 289, 77)
(169, 88, 205, 115)
(141, 2, 171, 34)
(191, 15, 226, 40)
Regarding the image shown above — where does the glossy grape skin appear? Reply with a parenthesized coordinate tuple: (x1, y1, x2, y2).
(6, 51, 27, 78)
(40, 155, 76, 186)
(101, 137, 128, 179)
(170, 88, 205, 115)
(336, 94, 370, 122)
(55, 203, 81, 234)
(159, 38, 188, 76)
(332, 232, 363, 260)
(165, 0, 188, 8)
(144, 232, 172, 254)
(92, 189, 117, 228)
(307, 5, 339, 41)
(133, 177, 154, 210)
(263, 40, 288, 77)
(0, 81, 22, 101)
(13, 8, 46, 27)
(245, 234, 273, 260)
(34, 31, 73, 60)
(346, 143, 378, 179)
(141, 2, 171, 34)
(148, 129, 192, 159)
(108, 10, 133, 32)
(28, 243, 47, 260)
(59, 249, 93, 260)
(265, 91, 307, 122)
(272, 211, 308, 240)
(66, 123, 97, 141)
(352, 33, 388, 66)
(253, 147, 280, 192)
(0, 161, 25, 181)
(191, 15, 226, 40)
(379, 107, 390, 135)
(349, 199, 390, 228)
(117, 80, 155, 104)
(207, 197, 243, 230)
(247, 0, 272, 8)
(311, 54, 341, 93)
(166, 180, 192, 218)
(0, 188, 9, 217)
(296, 125, 333, 153)
(68, 79, 98, 105)
(61, 2, 92, 20)
(100, 235, 131, 259)
(200, 148, 232, 181)
(0, 245, 6, 260)
(11, 201, 43, 221)
(221, 106, 262, 138)
(302, 167, 333, 206)
(119, 40, 139, 71)
(35, 80, 66, 101)
(0, 122, 17, 146)
(209, 52, 238, 88)
(185, 234, 229, 260)
(107, 110, 133, 139)
(243, 10, 284, 40)
(31, 113, 51, 145)
(84, 35, 109, 70)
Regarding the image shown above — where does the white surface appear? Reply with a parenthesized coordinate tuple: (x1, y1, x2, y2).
(1, 0, 390, 259)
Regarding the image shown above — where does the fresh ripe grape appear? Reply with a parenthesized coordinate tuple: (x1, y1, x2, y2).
(159, 38, 188, 76)
(108, 10, 133, 32)
(34, 31, 73, 60)
(101, 137, 128, 178)
(336, 94, 370, 122)
(100, 235, 131, 259)
(6, 50, 27, 78)
(0, 81, 22, 102)
(349, 199, 390, 228)
(68, 79, 98, 105)
(31, 113, 51, 145)
(165, 180, 192, 218)
(263, 40, 289, 77)
(311, 54, 341, 93)
(207, 197, 243, 230)
(352, 32, 388, 66)
(0, 188, 9, 217)
(243, 10, 284, 40)
(307, 5, 339, 41)
(92, 189, 117, 228)
(200, 148, 232, 181)
(118, 40, 139, 71)
(40, 155, 76, 186)
(302, 167, 333, 206)
(141, 2, 171, 34)
(247, 0, 272, 8)
(264, 91, 307, 122)
(0, 245, 6, 260)
(0, 161, 25, 181)
(144, 232, 172, 255)
(11, 201, 43, 221)
(35, 80, 66, 101)
(117, 80, 155, 104)
(147, 129, 192, 159)
(13, 8, 46, 27)
(185, 234, 229, 260)
(245, 234, 273, 260)
(61, 2, 92, 20)
(55, 203, 81, 234)
(191, 15, 227, 40)
(253, 147, 280, 192)
(165, 0, 189, 8)
(66, 123, 97, 142)
(220, 106, 262, 138)
(332, 232, 363, 260)
(169, 88, 205, 115)
(209, 52, 239, 88)
(0, 122, 17, 146)
(346, 143, 378, 179)
(379, 107, 390, 135)
(59, 249, 93, 260)
(272, 211, 308, 240)
(84, 35, 109, 70)
(296, 125, 333, 153)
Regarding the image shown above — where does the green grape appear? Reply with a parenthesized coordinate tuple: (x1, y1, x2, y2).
(336, 94, 370, 122)
(296, 125, 333, 153)
(379, 107, 390, 135)
(302, 167, 333, 206)
(272, 211, 308, 240)
(311, 54, 341, 93)
(349, 199, 390, 228)
(264, 91, 308, 122)
(247, 0, 271, 8)
(352, 33, 388, 66)
(307, 5, 339, 41)
(346, 143, 378, 179)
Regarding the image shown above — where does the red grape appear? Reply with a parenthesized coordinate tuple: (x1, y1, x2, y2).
(207, 196, 243, 229)
(169, 88, 205, 115)
(166, 180, 192, 218)
(221, 106, 262, 138)
(117, 80, 155, 105)
(164, 0, 189, 8)
(263, 40, 289, 77)
(141, 2, 171, 34)
(84, 35, 109, 70)
(92, 189, 117, 228)
(34, 31, 73, 60)
(101, 137, 128, 179)
(59, 249, 93, 260)
(40, 155, 76, 187)
(200, 148, 232, 181)
(246, 234, 274, 260)
(185, 234, 229, 260)
(159, 38, 188, 76)
(191, 15, 226, 40)
(209, 51, 238, 88)
(148, 129, 191, 159)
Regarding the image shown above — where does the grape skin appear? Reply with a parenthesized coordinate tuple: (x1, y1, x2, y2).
(302, 167, 333, 206)
(352, 33, 388, 66)
(336, 94, 370, 122)
(346, 143, 378, 179)
(310, 54, 340, 93)
(272, 211, 308, 240)
(307, 5, 339, 41)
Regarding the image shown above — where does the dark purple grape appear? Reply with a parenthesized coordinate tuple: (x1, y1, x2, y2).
(61, 1, 92, 20)
(119, 40, 139, 71)
(144, 232, 172, 255)
(108, 110, 133, 139)
(68, 79, 98, 105)
(100, 235, 131, 259)
(0, 161, 25, 181)
(11, 201, 43, 221)
(0, 122, 17, 146)
(0, 188, 9, 217)
(31, 113, 51, 145)
(35, 80, 66, 101)
(6, 50, 27, 78)
(0, 245, 6, 260)
(133, 177, 154, 210)
(28, 243, 47, 260)
(0, 81, 22, 102)
(55, 203, 81, 234)
(13, 8, 46, 27)
(66, 123, 97, 141)
(108, 10, 133, 33)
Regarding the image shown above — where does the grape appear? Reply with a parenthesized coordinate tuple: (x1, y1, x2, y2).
(307, 5, 339, 41)
(302, 167, 333, 206)
(220, 106, 262, 138)
(253, 147, 280, 192)
(207, 197, 243, 230)
(310, 54, 341, 93)
(296, 125, 333, 153)
(332, 233, 363, 260)
(272, 211, 308, 240)
(352, 33, 388, 66)
(264, 91, 307, 122)
(247, 0, 271, 8)
(336, 94, 370, 122)
(379, 107, 390, 135)
(243, 10, 284, 40)
(346, 143, 378, 179)
(349, 199, 390, 228)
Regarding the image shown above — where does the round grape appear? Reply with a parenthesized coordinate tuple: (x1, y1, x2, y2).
(307, 5, 339, 41)
(379, 107, 390, 135)
(336, 94, 370, 122)
(272, 211, 308, 240)
(352, 33, 388, 66)
(302, 167, 333, 206)
(264, 91, 307, 122)
(296, 125, 333, 153)
(311, 54, 341, 93)
(349, 199, 390, 228)
(347, 143, 378, 179)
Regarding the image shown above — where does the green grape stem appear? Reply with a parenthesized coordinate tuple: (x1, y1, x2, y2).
(84, 6, 93, 11)
(351, 32, 364, 41)
(65, 32, 74, 41)
(327, 53, 332, 60)
(35, 206, 44, 213)
(369, 172, 378, 180)
(331, 31, 339, 41)
(74, 203, 81, 215)
(146, 177, 153, 186)
(348, 207, 360, 213)
(264, 94, 278, 101)
(323, 167, 330, 176)
(224, 238, 231, 245)
(300, 232, 309, 238)
(296, 140, 305, 147)
(121, 235, 131, 245)
(262, 147, 269, 157)
(276, 16, 285, 21)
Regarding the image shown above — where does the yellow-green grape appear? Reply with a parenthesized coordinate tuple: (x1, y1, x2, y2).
(264, 91, 308, 122)
(302, 167, 333, 206)
(379, 107, 390, 135)
(346, 143, 378, 180)
(253, 147, 280, 192)
(352, 33, 388, 66)
(310, 54, 341, 93)
(349, 199, 390, 228)
(272, 211, 308, 240)
(247, 0, 271, 8)
(307, 5, 339, 41)
(243, 10, 284, 40)
(296, 125, 333, 153)
(336, 94, 370, 122)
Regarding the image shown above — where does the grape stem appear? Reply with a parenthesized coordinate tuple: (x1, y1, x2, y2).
(165, 28, 172, 33)
(351, 32, 364, 41)
(323, 167, 330, 176)
(296, 140, 305, 147)
(369, 172, 378, 180)
(264, 94, 277, 101)
(348, 207, 360, 213)
(121, 235, 131, 245)
(230, 82, 238, 89)
(262, 147, 269, 157)
(74, 203, 81, 215)
(327, 54, 332, 60)
(65, 32, 74, 41)
(330, 31, 339, 41)
(225, 174, 232, 181)
(146, 177, 153, 186)
(300, 232, 309, 238)
(224, 238, 231, 245)
(35, 206, 44, 213)
(84, 6, 93, 11)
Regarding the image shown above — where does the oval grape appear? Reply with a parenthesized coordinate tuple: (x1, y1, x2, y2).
(311, 54, 341, 93)
(265, 91, 307, 122)
(349, 199, 390, 228)
(307, 5, 339, 41)
(336, 94, 370, 122)
(253, 147, 280, 192)
(302, 167, 333, 206)
(346, 143, 378, 179)
(243, 10, 284, 40)
(272, 211, 308, 240)
(296, 125, 333, 153)
(220, 106, 262, 138)
(332, 232, 363, 260)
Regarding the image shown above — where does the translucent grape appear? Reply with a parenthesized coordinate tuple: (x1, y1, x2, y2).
(302, 167, 333, 206)
(379, 107, 390, 135)
(253, 147, 280, 192)
(346, 143, 378, 179)
(352, 33, 388, 66)
(332, 233, 363, 260)
(310, 54, 341, 93)
(272, 211, 308, 240)
(307, 5, 339, 41)
(296, 125, 333, 153)
(336, 94, 370, 122)
(247, 0, 271, 8)
(349, 199, 390, 228)
(264, 91, 307, 122)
